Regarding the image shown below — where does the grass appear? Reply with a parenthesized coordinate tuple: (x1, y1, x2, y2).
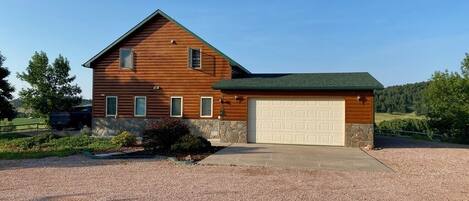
(375, 112, 425, 123)
(0, 149, 79, 160)
(0, 133, 120, 160)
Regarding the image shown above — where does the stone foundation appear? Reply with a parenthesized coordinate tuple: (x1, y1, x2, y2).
(183, 119, 220, 139)
(345, 123, 374, 147)
(92, 118, 148, 137)
(219, 120, 247, 143)
(93, 118, 373, 146)
(92, 118, 243, 142)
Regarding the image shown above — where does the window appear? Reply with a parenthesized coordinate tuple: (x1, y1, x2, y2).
(188, 48, 201, 69)
(106, 96, 118, 117)
(134, 96, 146, 117)
(200, 97, 213, 117)
(120, 48, 133, 69)
(170, 96, 183, 117)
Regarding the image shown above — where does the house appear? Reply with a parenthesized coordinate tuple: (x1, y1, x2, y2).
(82, 10, 383, 147)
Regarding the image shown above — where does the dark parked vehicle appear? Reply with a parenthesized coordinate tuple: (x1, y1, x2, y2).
(50, 105, 92, 130)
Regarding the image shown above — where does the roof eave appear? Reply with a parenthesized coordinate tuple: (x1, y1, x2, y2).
(212, 86, 384, 91)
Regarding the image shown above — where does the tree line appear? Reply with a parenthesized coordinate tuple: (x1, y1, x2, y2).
(375, 82, 428, 114)
(376, 53, 469, 142)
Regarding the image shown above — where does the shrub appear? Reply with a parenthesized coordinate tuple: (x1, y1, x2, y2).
(111, 131, 137, 147)
(170, 135, 211, 153)
(8, 133, 60, 150)
(46, 135, 94, 149)
(80, 126, 91, 136)
(142, 118, 189, 151)
(377, 118, 431, 133)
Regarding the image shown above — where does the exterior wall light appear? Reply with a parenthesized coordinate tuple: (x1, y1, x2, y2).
(357, 95, 366, 103)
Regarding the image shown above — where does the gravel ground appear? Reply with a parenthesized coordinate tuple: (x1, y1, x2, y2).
(0, 136, 468, 201)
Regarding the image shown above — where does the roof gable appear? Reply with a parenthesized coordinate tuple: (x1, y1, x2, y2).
(82, 9, 250, 74)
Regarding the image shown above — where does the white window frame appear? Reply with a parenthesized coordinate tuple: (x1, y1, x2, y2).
(105, 96, 118, 117)
(134, 96, 147, 117)
(170, 96, 183, 117)
(188, 47, 202, 69)
(119, 48, 134, 69)
(200, 96, 213, 118)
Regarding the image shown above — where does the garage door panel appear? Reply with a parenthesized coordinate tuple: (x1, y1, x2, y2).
(248, 97, 345, 146)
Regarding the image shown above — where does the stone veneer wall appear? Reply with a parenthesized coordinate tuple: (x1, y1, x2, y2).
(93, 118, 371, 146)
(345, 123, 374, 147)
(183, 119, 220, 139)
(219, 120, 247, 143)
(92, 118, 246, 143)
(92, 118, 147, 137)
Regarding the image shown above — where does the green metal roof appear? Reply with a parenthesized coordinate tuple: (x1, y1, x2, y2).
(82, 9, 250, 74)
(212, 72, 384, 90)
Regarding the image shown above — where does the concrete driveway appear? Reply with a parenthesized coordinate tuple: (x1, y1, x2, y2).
(199, 143, 390, 171)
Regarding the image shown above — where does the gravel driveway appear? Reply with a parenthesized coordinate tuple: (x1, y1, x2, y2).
(1, 136, 468, 201)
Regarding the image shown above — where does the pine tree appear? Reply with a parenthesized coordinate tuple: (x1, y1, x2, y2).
(0, 51, 15, 120)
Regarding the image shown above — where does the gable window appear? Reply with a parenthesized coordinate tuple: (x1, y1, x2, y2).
(170, 96, 183, 117)
(188, 48, 201, 69)
(120, 48, 133, 69)
(134, 96, 146, 117)
(106, 96, 118, 117)
(200, 97, 213, 118)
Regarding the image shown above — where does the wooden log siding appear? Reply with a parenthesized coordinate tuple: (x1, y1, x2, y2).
(219, 90, 374, 124)
(92, 15, 231, 119)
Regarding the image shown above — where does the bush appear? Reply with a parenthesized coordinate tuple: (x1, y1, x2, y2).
(46, 135, 94, 149)
(142, 118, 189, 151)
(377, 118, 431, 133)
(0, 134, 120, 159)
(80, 126, 91, 136)
(8, 133, 60, 150)
(111, 131, 137, 147)
(170, 135, 211, 153)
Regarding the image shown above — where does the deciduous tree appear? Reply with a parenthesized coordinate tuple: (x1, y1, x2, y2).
(424, 53, 469, 142)
(17, 51, 81, 118)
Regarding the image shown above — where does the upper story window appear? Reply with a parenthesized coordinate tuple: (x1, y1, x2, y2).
(120, 48, 134, 69)
(188, 48, 201, 69)
(106, 96, 118, 117)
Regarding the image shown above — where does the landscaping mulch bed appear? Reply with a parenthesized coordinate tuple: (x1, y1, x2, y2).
(87, 146, 226, 162)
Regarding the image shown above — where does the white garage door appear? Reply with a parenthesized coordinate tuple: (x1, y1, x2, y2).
(248, 97, 345, 146)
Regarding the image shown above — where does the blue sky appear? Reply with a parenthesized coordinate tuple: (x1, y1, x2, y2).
(1, 0, 469, 99)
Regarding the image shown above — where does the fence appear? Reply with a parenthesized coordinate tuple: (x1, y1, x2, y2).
(375, 128, 444, 141)
(0, 122, 50, 135)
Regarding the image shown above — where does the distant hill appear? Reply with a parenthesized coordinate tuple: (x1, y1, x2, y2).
(375, 82, 428, 114)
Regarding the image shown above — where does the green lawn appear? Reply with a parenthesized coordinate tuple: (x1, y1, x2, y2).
(0, 118, 48, 133)
(0, 133, 119, 160)
(375, 112, 425, 124)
